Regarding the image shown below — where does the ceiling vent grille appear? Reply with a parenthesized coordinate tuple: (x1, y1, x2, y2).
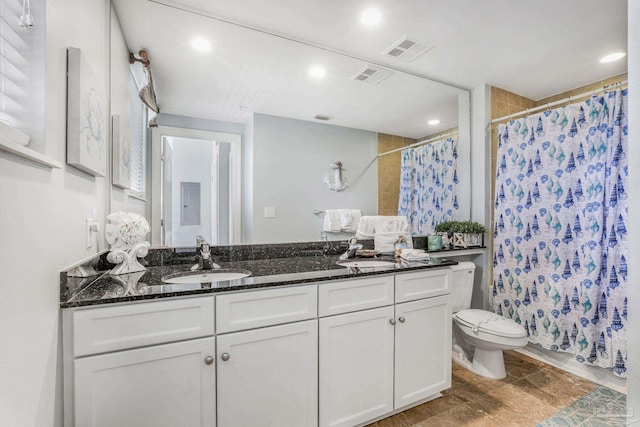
(382, 35, 434, 62)
(350, 65, 393, 85)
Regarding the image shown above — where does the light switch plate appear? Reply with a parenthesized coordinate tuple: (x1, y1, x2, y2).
(264, 207, 276, 218)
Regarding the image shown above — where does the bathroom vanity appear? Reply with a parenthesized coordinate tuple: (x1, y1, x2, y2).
(60, 243, 457, 427)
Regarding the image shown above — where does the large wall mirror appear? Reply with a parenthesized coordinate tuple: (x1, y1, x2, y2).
(111, 0, 471, 246)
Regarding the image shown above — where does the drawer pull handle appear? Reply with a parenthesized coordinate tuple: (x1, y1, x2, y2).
(221, 352, 231, 361)
(398, 317, 406, 323)
(389, 319, 396, 325)
(204, 356, 214, 365)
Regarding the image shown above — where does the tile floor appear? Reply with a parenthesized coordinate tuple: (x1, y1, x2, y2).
(368, 351, 605, 427)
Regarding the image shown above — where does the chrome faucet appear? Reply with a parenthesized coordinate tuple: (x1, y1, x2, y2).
(191, 236, 221, 270)
(320, 231, 330, 254)
(339, 237, 363, 261)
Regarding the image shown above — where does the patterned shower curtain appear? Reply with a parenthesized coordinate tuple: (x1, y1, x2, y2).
(493, 89, 628, 376)
(398, 137, 459, 235)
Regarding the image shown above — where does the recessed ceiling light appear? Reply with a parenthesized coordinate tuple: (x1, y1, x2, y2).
(191, 37, 211, 52)
(599, 52, 626, 63)
(360, 8, 381, 26)
(308, 66, 326, 79)
(428, 119, 440, 125)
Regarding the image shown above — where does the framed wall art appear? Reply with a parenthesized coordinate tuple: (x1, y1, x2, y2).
(111, 114, 132, 189)
(66, 47, 107, 177)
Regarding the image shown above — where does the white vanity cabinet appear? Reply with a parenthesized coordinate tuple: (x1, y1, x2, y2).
(319, 306, 395, 427)
(394, 295, 452, 408)
(216, 320, 318, 427)
(63, 296, 217, 427)
(318, 270, 452, 427)
(63, 266, 453, 427)
(74, 337, 216, 427)
(215, 285, 318, 427)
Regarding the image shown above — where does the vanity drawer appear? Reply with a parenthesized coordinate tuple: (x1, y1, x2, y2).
(216, 285, 317, 334)
(395, 268, 452, 303)
(318, 275, 394, 316)
(72, 297, 215, 357)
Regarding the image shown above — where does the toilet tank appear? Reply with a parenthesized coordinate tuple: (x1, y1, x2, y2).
(450, 262, 476, 313)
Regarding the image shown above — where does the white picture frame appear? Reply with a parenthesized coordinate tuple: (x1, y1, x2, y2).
(111, 114, 132, 189)
(66, 47, 107, 177)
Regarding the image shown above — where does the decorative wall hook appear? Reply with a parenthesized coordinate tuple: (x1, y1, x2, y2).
(324, 160, 349, 192)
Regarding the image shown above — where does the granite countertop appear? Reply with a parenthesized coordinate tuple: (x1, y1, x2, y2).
(60, 241, 460, 308)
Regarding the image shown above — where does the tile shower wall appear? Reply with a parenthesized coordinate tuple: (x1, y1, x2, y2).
(378, 133, 416, 215)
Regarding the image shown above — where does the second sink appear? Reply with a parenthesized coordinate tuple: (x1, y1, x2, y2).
(162, 269, 251, 284)
(336, 260, 396, 268)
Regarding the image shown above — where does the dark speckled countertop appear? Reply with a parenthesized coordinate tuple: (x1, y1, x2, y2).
(60, 239, 460, 308)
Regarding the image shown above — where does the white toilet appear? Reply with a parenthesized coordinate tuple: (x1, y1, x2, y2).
(450, 262, 528, 380)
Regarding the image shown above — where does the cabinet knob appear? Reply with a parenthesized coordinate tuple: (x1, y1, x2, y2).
(204, 356, 214, 365)
(398, 317, 406, 323)
(221, 352, 231, 361)
(389, 319, 396, 325)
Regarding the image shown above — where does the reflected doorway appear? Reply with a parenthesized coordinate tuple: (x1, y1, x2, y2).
(151, 126, 242, 247)
(162, 136, 232, 247)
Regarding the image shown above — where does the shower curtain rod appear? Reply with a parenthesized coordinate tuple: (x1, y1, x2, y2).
(377, 130, 459, 158)
(491, 80, 628, 124)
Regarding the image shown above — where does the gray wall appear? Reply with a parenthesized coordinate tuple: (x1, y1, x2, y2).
(250, 113, 378, 243)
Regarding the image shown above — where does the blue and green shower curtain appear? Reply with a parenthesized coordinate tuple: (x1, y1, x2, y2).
(398, 137, 459, 235)
(493, 89, 628, 376)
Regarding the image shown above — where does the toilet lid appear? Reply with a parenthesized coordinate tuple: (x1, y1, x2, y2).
(454, 309, 527, 338)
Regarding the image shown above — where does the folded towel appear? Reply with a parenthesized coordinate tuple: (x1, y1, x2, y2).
(401, 249, 425, 257)
(348, 210, 362, 232)
(323, 210, 342, 232)
(400, 253, 430, 262)
(377, 216, 410, 234)
(339, 209, 362, 232)
(400, 248, 429, 261)
(373, 232, 414, 252)
(356, 215, 380, 239)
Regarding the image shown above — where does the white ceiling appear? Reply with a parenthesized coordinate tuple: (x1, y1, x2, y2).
(113, 0, 627, 138)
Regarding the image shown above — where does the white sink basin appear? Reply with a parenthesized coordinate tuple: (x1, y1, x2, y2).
(162, 269, 251, 284)
(336, 260, 396, 268)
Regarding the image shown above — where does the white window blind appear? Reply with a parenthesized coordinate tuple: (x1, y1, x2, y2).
(0, 0, 38, 137)
(129, 71, 146, 193)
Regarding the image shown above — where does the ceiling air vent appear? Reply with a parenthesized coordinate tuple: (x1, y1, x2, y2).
(350, 65, 393, 85)
(382, 35, 434, 62)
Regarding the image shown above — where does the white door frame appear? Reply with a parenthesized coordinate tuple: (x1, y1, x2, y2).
(151, 126, 242, 246)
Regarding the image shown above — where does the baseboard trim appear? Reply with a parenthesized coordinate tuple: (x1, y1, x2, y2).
(515, 344, 627, 394)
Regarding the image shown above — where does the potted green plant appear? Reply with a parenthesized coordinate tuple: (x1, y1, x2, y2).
(451, 220, 486, 248)
(434, 220, 457, 248)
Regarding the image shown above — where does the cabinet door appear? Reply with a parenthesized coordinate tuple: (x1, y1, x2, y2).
(319, 306, 395, 427)
(74, 337, 216, 427)
(394, 295, 452, 409)
(216, 320, 318, 427)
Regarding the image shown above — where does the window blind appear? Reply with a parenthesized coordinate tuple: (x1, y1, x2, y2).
(0, 0, 34, 135)
(129, 72, 146, 193)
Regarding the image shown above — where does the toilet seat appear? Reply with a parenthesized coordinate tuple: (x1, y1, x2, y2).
(453, 309, 526, 339)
